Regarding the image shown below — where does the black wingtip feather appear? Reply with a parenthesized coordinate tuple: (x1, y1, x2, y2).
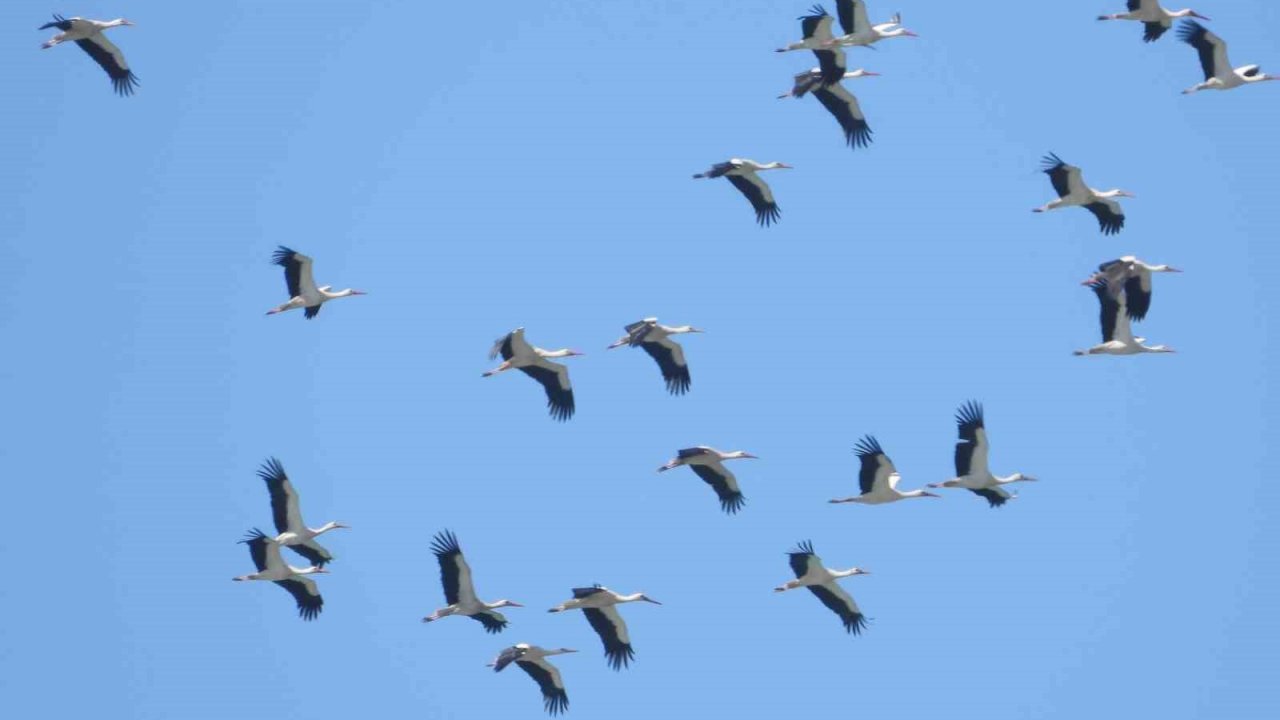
(1177, 19, 1208, 42)
(271, 246, 298, 266)
(956, 400, 984, 429)
(853, 435, 884, 458)
(803, 4, 829, 19)
(790, 540, 816, 556)
(430, 529, 462, 557)
(720, 492, 746, 514)
(257, 457, 287, 483)
(756, 204, 781, 227)
(1041, 152, 1065, 172)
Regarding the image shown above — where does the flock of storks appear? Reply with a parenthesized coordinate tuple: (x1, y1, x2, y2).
(37, 1, 1268, 715)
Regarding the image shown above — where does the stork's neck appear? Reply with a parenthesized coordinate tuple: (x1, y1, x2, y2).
(833, 568, 864, 579)
(539, 349, 575, 358)
(311, 521, 344, 535)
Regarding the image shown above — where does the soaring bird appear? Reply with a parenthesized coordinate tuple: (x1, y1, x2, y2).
(1075, 280, 1176, 356)
(489, 644, 576, 716)
(257, 458, 348, 567)
(1034, 153, 1134, 235)
(780, 67, 878, 149)
(39, 14, 137, 95)
(422, 530, 523, 633)
(829, 435, 940, 505)
(606, 318, 703, 395)
(830, 1, 918, 46)
(1178, 20, 1277, 94)
(929, 402, 1038, 507)
(233, 529, 328, 620)
(775, 6, 847, 86)
(484, 328, 582, 421)
(658, 446, 758, 514)
(548, 585, 661, 670)
(1098, 2, 1210, 43)
(693, 159, 791, 226)
(266, 246, 366, 319)
(774, 540, 869, 635)
(1081, 256, 1181, 321)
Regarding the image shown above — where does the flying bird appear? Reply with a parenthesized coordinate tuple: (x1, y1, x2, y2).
(1034, 153, 1134, 235)
(829, 435, 940, 504)
(1098, 2, 1209, 43)
(657, 446, 758, 514)
(489, 644, 576, 716)
(779, 67, 878, 99)
(693, 159, 791, 227)
(831, 1, 919, 46)
(484, 328, 582, 421)
(1178, 20, 1277, 93)
(929, 402, 1038, 507)
(233, 529, 327, 620)
(422, 530, 523, 633)
(1075, 280, 1176, 356)
(775, 6, 848, 86)
(266, 246, 366, 319)
(1081, 256, 1181, 321)
(780, 67, 878, 149)
(39, 14, 137, 96)
(549, 585, 661, 670)
(257, 458, 349, 567)
(774, 540, 869, 634)
(606, 318, 703, 395)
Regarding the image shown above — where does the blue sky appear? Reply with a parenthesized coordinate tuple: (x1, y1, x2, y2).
(2, 1, 1278, 718)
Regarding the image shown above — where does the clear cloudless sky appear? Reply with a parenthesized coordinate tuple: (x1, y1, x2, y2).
(2, 1, 1278, 718)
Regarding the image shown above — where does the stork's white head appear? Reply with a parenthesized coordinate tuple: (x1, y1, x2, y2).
(636, 594, 662, 605)
(761, 162, 793, 171)
(1012, 473, 1039, 483)
(727, 451, 759, 460)
(1180, 10, 1211, 21)
(110, 18, 135, 27)
(493, 600, 524, 609)
(848, 69, 881, 79)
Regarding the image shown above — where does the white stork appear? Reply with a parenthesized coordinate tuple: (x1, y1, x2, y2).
(779, 67, 879, 99)
(422, 530, 523, 633)
(606, 318, 703, 395)
(830, 435, 939, 505)
(1178, 20, 1277, 93)
(1098, 2, 1209, 43)
(657, 446, 758, 514)
(548, 585, 661, 671)
(233, 529, 328, 621)
(484, 328, 582, 421)
(831, 1, 918, 47)
(39, 14, 137, 96)
(266, 246, 366, 319)
(928, 401, 1038, 507)
(774, 540, 869, 635)
(693, 159, 791, 227)
(775, 7, 848, 86)
(257, 458, 349, 568)
(1075, 280, 1176, 356)
(1082, 256, 1181, 321)
(489, 644, 576, 717)
(1034, 153, 1134, 236)
(779, 39, 879, 150)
